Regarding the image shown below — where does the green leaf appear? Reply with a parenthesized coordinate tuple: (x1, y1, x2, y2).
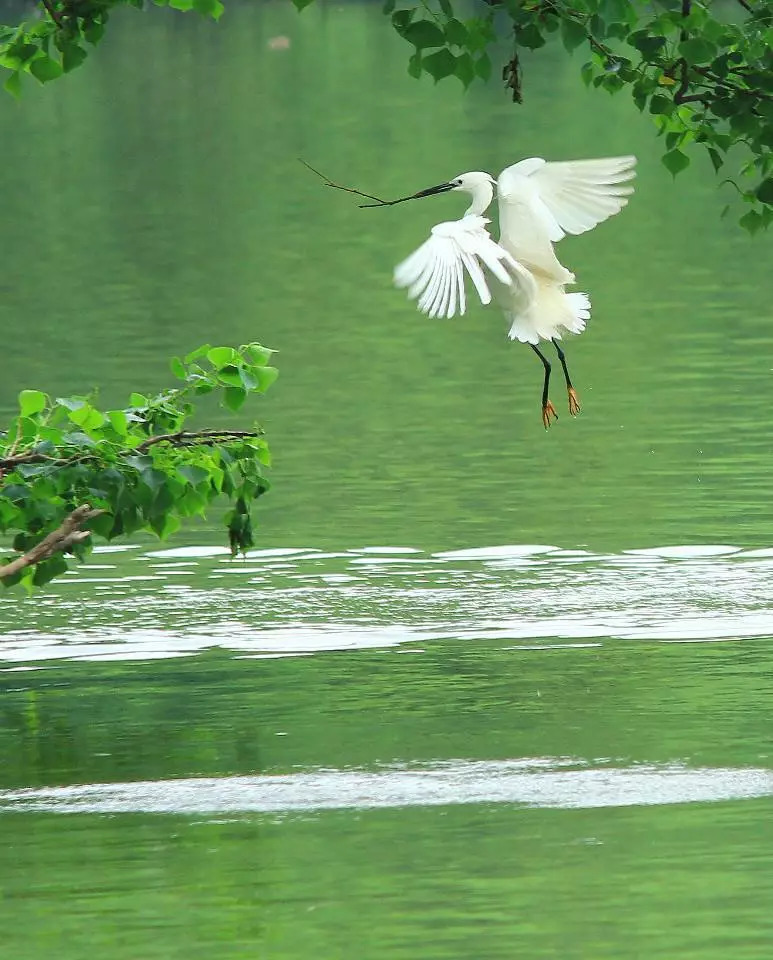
(193, 0, 224, 18)
(243, 344, 274, 366)
(407, 51, 422, 78)
(29, 55, 63, 83)
(629, 31, 667, 58)
(107, 410, 128, 436)
(757, 177, 773, 205)
(291, 0, 315, 8)
(170, 356, 186, 379)
(708, 148, 724, 173)
(207, 346, 238, 369)
(150, 511, 181, 540)
(382, 0, 397, 13)
(679, 37, 717, 65)
(475, 52, 491, 82)
(391, 9, 414, 36)
(83, 20, 105, 45)
(255, 366, 279, 393)
(560, 18, 587, 53)
(739, 209, 763, 234)
(438, 0, 453, 16)
(404, 20, 446, 49)
(516, 23, 545, 50)
(662, 149, 690, 176)
(444, 18, 468, 47)
(18, 389, 46, 417)
(68, 404, 105, 431)
(32, 553, 69, 587)
(422, 48, 456, 81)
(224, 386, 247, 411)
(217, 364, 244, 388)
(649, 94, 674, 116)
(4, 71, 21, 99)
(178, 464, 210, 486)
(61, 42, 87, 73)
(184, 343, 211, 363)
(454, 52, 475, 88)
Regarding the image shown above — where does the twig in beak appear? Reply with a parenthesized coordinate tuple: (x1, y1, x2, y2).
(299, 159, 392, 207)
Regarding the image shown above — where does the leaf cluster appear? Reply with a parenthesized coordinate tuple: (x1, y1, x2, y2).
(0, 0, 223, 97)
(373, 0, 773, 231)
(0, 343, 277, 590)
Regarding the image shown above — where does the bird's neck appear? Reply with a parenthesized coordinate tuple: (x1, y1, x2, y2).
(464, 182, 494, 217)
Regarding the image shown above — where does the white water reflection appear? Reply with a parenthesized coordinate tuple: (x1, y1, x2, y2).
(2, 759, 771, 814)
(0, 543, 772, 663)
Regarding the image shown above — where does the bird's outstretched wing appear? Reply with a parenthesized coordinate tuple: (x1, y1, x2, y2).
(497, 155, 637, 245)
(394, 214, 526, 319)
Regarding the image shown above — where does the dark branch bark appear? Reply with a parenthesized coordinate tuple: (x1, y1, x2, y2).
(0, 429, 263, 472)
(134, 429, 262, 453)
(673, 57, 708, 104)
(0, 504, 105, 582)
(40, 0, 63, 27)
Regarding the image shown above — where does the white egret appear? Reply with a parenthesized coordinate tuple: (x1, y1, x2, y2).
(390, 156, 637, 428)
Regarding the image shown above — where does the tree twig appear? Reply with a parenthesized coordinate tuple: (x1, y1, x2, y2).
(0, 504, 105, 582)
(133, 429, 262, 453)
(299, 159, 394, 207)
(40, 0, 63, 27)
(673, 57, 707, 104)
(0, 429, 263, 472)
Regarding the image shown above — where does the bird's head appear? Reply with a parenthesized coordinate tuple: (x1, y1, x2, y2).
(408, 171, 495, 200)
(366, 170, 496, 216)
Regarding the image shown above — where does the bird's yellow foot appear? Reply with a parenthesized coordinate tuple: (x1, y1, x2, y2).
(567, 387, 581, 417)
(542, 401, 558, 430)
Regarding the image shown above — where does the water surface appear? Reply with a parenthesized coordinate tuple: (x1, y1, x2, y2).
(1, 2, 772, 958)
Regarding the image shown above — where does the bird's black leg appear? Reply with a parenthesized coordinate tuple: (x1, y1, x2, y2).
(551, 338, 581, 417)
(530, 344, 558, 429)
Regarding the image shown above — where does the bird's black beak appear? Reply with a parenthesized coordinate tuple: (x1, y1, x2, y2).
(408, 181, 455, 200)
(360, 181, 455, 208)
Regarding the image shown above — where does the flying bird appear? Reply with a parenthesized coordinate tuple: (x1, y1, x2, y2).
(390, 157, 637, 428)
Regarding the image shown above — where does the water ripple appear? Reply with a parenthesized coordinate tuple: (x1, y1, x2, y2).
(1, 759, 770, 814)
(1, 543, 772, 664)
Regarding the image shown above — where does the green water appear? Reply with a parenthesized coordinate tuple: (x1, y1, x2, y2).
(1, 1, 773, 957)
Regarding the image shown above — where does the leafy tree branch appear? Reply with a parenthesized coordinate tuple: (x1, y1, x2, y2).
(0, 342, 277, 590)
(0, 503, 105, 581)
(1, 0, 770, 229)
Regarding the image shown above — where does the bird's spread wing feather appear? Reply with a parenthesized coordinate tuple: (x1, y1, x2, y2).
(394, 214, 523, 319)
(497, 155, 637, 244)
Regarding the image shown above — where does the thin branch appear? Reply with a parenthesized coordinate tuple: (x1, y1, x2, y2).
(0, 451, 90, 471)
(40, 0, 63, 27)
(133, 429, 263, 453)
(299, 159, 393, 207)
(673, 57, 708, 104)
(734, 0, 753, 12)
(0, 504, 105, 582)
(0, 429, 263, 473)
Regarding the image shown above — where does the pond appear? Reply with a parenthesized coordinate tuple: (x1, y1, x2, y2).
(0, 2, 772, 958)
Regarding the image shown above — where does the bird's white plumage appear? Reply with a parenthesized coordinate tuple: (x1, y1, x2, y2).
(393, 155, 636, 343)
(498, 156, 636, 239)
(393, 214, 527, 320)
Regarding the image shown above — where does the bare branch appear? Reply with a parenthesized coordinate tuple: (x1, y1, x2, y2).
(0, 504, 105, 582)
(299, 159, 393, 207)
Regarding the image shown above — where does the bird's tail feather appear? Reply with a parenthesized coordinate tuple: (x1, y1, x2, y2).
(506, 287, 591, 343)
